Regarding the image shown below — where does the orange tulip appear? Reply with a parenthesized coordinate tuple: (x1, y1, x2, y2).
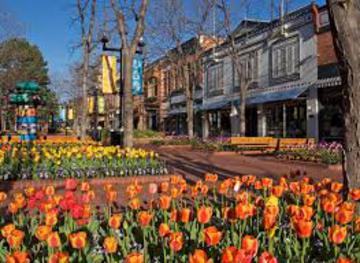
(104, 183, 113, 192)
(221, 246, 238, 263)
(80, 182, 91, 192)
(261, 178, 273, 188)
(171, 187, 180, 199)
(47, 231, 61, 248)
(331, 182, 343, 193)
(8, 202, 18, 214)
(303, 194, 316, 206)
(329, 225, 347, 244)
(159, 195, 172, 210)
(45, 185, 55, 196)
(125, 252, 144, 263)
(45, 211, 58, 227)
(0, 191, 7, 202)
(337, 257, 354, 263)
(106, 190, 117, 203)
(180, 208, 191, 223)
(159, 223, 170, 237)
(6, 251, 30, 263)
(241, 235, 258, 256)
(271, 186, 284, 198)
(109, 214, 122, 229)
(128, 198, 141, 210)
(293, 220, 313, 238)
(289, 182, 300, 195)
(349, 188, 360, 201)
(1, 224, 15, 238)
(335, 206, 354, 225)
(205, 173, 218, 183)
(189, 249, 212, 263)
(355, 217, 360, 233)
(103, 236, 118, 254)
(7, 229, 25, 248)
(35, 225, 52, 241)
(159, 182, 169, 193)
(137, 211, 153, 227)
(321, 199, 336, 214)
(259, 251, 278, 263)
(197, 207, 212, 224)
(48, 252, 70, 263)
(204, 226, 222, 246)
(24, 186, 35, 198)
(69, 231, 87, 249)
(170, 209, 178, 222)
(169, 232, 183, 252)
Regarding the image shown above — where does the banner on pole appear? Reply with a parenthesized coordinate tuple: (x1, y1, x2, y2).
(102, 55, 117, 94)
(132, 53, 143, 96)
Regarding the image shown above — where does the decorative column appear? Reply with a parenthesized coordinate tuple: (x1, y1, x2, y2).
(306, 87, 319, 141)
(202, 112, 209, 139)
(257, 104, 266, 137)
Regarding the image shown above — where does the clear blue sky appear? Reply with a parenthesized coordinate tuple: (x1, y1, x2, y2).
(3, 0, 326, 78)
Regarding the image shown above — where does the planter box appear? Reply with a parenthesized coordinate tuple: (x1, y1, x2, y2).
(0, 174, 181, 191)
(158, 145, 192, 150)
(328, 164, 343, 172)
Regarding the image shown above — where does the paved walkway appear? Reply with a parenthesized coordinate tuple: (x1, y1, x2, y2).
(143, 145, 342, 184)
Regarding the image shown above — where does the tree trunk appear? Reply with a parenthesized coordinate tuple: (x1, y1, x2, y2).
(80, 50, 90, 140)
(185, 68, 194, 138)
(123, 50, 134, 148)
(327, 0, 360, 194)
(239, 88, 246, 136)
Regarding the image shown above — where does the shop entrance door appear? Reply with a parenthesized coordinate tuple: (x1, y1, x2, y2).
(246, 107, 258, 136)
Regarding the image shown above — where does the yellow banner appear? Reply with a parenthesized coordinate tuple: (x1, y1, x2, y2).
(88, 97, 94, 114)
(102, 55, 117, 94)
(98, 96, 105, 114)
(68, 108, 74, 120)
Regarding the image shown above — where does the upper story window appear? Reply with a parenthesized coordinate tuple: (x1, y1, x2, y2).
(271, 36, 300, 80)
(147, 77, 157, 98)
(234, 50, 259, 88)
(163, 70, 172, 97)
(206, 62, 223, 96)
(319, 11, 330, 27)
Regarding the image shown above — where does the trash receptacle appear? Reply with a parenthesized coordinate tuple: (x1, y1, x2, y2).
(110, 131, 123, 146)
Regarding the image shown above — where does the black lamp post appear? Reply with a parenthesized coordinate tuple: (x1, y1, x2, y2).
(100, 35, 123, 141)
(100, 34, 145, 146)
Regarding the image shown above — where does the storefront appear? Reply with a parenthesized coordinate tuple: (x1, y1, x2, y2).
(318, 86, 344, 142)
(264, 100, 307, 138)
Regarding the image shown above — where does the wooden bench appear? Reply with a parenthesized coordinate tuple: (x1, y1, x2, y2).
(229, 137, 277, 152)
(229, 137, 315, 153)
(277, 138, 315, 150)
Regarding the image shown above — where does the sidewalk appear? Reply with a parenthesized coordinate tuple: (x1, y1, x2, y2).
(144, 145, 342, 184)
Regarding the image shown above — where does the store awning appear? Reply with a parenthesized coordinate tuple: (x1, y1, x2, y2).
(236, 86, 309, 105)
(201, 100, 231, 111)
(168, 107, 186, 116)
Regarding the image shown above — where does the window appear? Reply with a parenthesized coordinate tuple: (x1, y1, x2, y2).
(234, 50, 259, 86)
(271, 37, 299, 79)
(319, 11, 330, 27)
(206, 63, 223, 96)
(163, 70, 172, 96)
(147, 78, 157, 98)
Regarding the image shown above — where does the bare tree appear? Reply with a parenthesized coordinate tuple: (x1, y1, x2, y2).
(326, 0, 360, 204)
(76, 0, 97, 139)
(216, 0, 251, 136)
(110, 0, 149, 147)
(148, 0, 214, 138)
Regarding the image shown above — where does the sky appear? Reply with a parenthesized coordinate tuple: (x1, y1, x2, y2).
(2, 0, 326, 79)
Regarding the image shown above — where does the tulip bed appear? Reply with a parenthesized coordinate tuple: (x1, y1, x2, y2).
(0, 143, 167, 180)
(0, 174, 359, 262)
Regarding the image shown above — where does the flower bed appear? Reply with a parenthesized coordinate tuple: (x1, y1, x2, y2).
(0, 174, 358, 262)
(275, 142, 342, 165)
(0, 143, 167, 180)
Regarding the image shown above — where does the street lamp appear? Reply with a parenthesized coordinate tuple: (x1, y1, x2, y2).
(100, 34, 145, 146)
(100, 34, 124, 146)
